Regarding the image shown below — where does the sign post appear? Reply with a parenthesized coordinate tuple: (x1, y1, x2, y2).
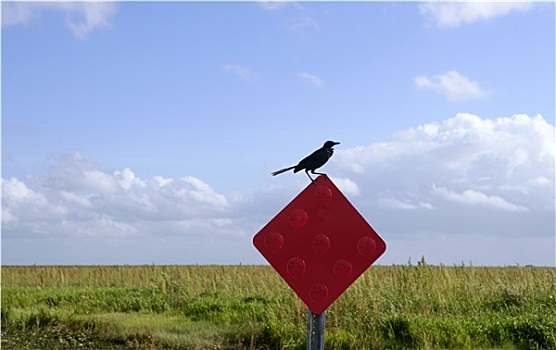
(307, 310, 325, 350)
(253, 175, 386, 347)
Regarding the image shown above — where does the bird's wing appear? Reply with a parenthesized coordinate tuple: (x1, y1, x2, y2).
(295, 148, 329, 172)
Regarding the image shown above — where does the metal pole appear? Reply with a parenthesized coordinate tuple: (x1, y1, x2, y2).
(307, 309, 325, 350)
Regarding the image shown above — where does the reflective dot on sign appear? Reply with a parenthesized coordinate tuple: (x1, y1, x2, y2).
(357, 236, 376, 257)
(333, 259, 353, 279)
(312, 185, 332, 205)
(286, 257, 306, 277)
(288, 209, 308, 229)
(311, 234, 330, 254)
(309, 283, 329, 303)
(263, 231, 284, 252)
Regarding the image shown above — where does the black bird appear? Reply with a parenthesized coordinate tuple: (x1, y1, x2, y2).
(271, 140, 340, 183)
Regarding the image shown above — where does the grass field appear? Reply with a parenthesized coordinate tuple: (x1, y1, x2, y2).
(2, 264, 555, 349)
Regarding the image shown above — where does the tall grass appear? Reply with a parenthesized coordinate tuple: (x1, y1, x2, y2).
(2, 264, 555, 349)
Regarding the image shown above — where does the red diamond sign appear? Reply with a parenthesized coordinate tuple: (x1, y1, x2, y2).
(253, 175, 386, 314)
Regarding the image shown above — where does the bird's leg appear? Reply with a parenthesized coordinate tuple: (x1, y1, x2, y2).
(305, 170, 316, 185)
(311, 170, 328, 177)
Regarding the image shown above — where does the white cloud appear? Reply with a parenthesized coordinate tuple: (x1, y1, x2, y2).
(83, 170, 119, 193)
(2, 153, 232, 240)
(378, 197, 435, 210)
(223, 64, 260, 82)
(257, 2, 317, 38)
(65, 2, 117, 38)
(433, 186, 528, 212)
(3, 114, 554, 265)
(328, 113, 554, 265)
(258, 1, 288, 11)
(285, 14, 319, 34)
(414, 70, 490, 102)
(179, 176, 229, 207)
(378, 198, 419, 210)
(3, 177, 45, 203)
(115, 168, 146, 190)
(299, 72, 325, 88)
(419, 2, 534, 28)
(2, 177, 68, 226)
(2, 2, 36, 27)
(2, 2, 117, 38)
(334, 113, 554, 212)
(528, 176, 551, 187)
(60, 191, 92, 208)
(330, 177, 360, 196)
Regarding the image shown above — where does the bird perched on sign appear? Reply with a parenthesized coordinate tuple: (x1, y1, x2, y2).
(271, 140, 340, 184)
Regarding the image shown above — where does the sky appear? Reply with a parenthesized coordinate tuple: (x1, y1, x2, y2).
(2, 1, 555, 266)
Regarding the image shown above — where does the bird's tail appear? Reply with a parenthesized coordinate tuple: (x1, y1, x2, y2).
(271, 166, 295, 176)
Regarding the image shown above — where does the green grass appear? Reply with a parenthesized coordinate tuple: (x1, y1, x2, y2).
(2, 264, 555, 349)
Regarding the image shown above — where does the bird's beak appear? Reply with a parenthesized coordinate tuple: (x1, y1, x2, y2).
(333, 142, 340, 146)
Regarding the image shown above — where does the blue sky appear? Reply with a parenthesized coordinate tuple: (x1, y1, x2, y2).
(2, 1, 555, 266)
